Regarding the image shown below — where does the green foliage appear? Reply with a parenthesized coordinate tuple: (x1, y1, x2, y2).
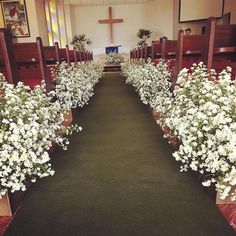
(137, 28, 152, 46)
(71, 34, 92, 52)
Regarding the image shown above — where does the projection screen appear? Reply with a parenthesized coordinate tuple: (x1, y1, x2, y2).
(179, 0, 224, 23)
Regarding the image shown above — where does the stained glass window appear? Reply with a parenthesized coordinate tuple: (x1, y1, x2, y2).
(44, 0, 67, 47)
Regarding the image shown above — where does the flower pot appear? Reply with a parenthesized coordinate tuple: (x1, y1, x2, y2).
(61, 109, 73, 128)
(216, 186, 236, 204)
(152, 109, 161, 120)
(0, 181, 32, 216)
(0, 194, 12, 216)
(0, 88, 3, 96)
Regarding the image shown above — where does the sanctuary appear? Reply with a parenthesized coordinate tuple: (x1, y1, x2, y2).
(0, 0, 235, 235)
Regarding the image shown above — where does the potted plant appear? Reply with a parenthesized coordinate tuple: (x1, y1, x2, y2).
(165, 63, 236, 202)
(71, 34, 92, 52)
(137, 28, 152, 46)
(0, 75, 81, 215)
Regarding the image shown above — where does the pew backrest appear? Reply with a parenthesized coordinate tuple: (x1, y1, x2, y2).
(44, 45, 59, 64)
(173, 30, 204, 86)
(151, 40, 161, 61)
(202, 17, 236, 76)
(144, 45, 151, 60)
(161, 39, 177, 60)
(0, 28, 19, 84)
(13, 37, 50, 90)
(176, 30, 203, 74)
(58, 45, 70, 64)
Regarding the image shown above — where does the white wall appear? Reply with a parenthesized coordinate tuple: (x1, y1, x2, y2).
(35, 0, 48, 45)
(173, 0, 236, 39)
(145, 0, 174, 40)
(224, 0, 236, 24)
(69, 0, 174, 55)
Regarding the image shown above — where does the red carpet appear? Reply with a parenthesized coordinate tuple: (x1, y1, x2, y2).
(218, 204, 236, 231)
(0, 217, 12, 236)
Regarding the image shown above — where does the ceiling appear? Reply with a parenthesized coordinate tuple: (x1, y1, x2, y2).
(65, 0, 154, 6)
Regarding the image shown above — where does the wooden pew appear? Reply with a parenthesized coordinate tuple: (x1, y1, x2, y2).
(73, 48, 81, 63)
(84, 51, 88, 62)
(202, 17, 236, 78)
(82, 51, 85, 62)
(69, 49, 75, 63)
(73, 47, 78, 64)
(151, 40, 161, 62)
(175, 31, 203, 72)
(129, 43, 157, 61)
(79, 50, 83, 62)
(12, 37, 50, 90)
(134, 49, 137, 60)
(88, 51, 93, 61)
(78, 50, 83, 62)
(130, 49, 133, 59)
(140, 47, 143, 59)
(160, 38, 177, 74)
(144, 45, 151, 61)
(58, 44, 71, 64)
(161, 38, 177, 60)
(173, 30, 204, 85)
(139, 47, 143, 59)
(74, 50, 91, 63)
(43, 44, 59, 65)
(136, 47, 140, 59)
(0, 28, 19, 84)
(43, 44, 60, 83)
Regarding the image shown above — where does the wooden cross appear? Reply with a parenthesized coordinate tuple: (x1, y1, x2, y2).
(98, 7, 123, 44)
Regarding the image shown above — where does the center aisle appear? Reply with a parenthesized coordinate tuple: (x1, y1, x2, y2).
(5, 73, 235, 236)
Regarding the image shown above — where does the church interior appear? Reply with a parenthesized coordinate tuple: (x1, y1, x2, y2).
(0, 0, 236, 235)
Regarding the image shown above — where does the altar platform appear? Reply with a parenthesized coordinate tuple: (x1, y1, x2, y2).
(103, 64, 121, 72)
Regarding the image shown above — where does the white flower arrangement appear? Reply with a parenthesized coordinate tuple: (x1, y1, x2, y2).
(165, 63, 236, 200)
(123, 59, 173, 118)
(0, 75, 81, 197)
(53, 61, 103, 110)
(123, 59, 236, 201)
(105, 52, 124, 65)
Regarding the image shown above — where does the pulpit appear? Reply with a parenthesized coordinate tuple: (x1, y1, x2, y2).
(105, 46, 119, 54)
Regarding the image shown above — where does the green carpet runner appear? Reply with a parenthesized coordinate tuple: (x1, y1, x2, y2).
(5, 73, 235, 236)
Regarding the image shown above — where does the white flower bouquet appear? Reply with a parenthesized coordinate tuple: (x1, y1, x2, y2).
(0, 75, 80, 197)
(165, 63, 236, 200)
(105, 52, 124, 65)
(123, 59, 173, 115)
(123, 59, 236, 201)
(53, 61, 103, 110)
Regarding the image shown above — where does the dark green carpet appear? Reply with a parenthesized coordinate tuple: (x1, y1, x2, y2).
(5, 73, 235, 236)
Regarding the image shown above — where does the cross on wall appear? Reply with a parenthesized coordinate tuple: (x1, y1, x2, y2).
(98, 7, 124, 44)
